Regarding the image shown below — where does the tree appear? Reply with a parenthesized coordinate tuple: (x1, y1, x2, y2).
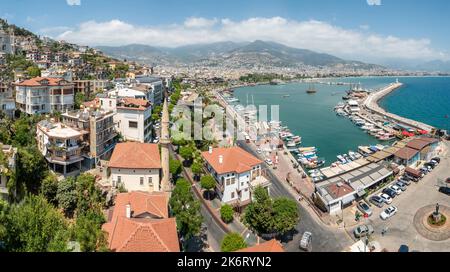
(169, 158, 182, 178)
(1, 195, 69, 252)
(220, 204, 234, 224)
(169, 178, 203, 240)
(243, 187, 299, 235)
(26, 66, 41, 77)
(221, 233, 247, 252)
(56, 177, 77, 217)
(200, 175, 216, 200)
(179, 146, 194, 165)
(272, 198, 299, 234)
(13, 146, 47, 199)
(75, 173, 104, 217)
(74, 92, 86, 109)
(40, 173, 59, 206)
(72, 210, 108, 252)
(191, 162, 203, 180)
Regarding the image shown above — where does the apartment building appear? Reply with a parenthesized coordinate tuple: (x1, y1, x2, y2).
(0, 144, 17, 200)
(73, 79, 112, 98)
(0, 81, 15, 117)
(116, 98, 152, 143)
(15, 77, 74, 115)
(0, 28, 14, 54)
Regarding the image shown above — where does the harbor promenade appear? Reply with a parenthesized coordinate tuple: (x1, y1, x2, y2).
(363, 82, 435, 132)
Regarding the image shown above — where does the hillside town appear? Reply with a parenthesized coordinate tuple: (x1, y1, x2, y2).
(0, 15, 449, 254)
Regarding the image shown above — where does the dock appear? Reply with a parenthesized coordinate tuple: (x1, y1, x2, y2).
(363, 82, 435, 132)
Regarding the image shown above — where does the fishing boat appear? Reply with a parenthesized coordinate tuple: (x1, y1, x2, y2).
(299, 147, 317, 153)
(292, 136, 302, 144)
(226, 97, 239, 103)
(306, 84, 317, 94)
(286, 141, 297, 148)
(337, 155, 347, 164)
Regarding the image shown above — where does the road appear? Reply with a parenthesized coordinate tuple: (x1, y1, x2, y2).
(237, 140, 353, 252)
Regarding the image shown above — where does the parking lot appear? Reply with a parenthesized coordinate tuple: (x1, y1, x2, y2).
(345, 142, 450, 252)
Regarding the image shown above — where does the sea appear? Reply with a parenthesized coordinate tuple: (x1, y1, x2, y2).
(233, 76, 450, 166)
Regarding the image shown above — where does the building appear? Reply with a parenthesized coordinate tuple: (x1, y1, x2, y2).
(237, 239, 284, 252)
(315, 162, 393, 214)
(393, 137, 440, 167)
(73, 79, 111, 98)
(108, 142, 161, 192)
(61, 107, 116, 168)
(201, 146, 270, 208)
(115, 98, 153, 143)
(0, 144, 17, 200)
(102, 191, 179, 252)
(135, 76, 164, 105)
(0, 28, 14, 54)
(15, 77, 74, 115)
(0, 81, 15, 117)
(36, 120, 87, 176)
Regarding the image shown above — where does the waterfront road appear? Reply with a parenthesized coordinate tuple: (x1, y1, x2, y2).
(237, 140, 353, 252)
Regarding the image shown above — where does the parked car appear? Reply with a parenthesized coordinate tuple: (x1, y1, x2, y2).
(398, 245, 409, 252)
(369, 195, 384, 208)
(256, 148, 262, 154)
(430, 160, 439, 166)
(431, 157, 440, 163)
(395, 181, 407, 191)
(390, 185, 402, 195)
(354, 225, 374, 238)
(438, 187, 450, 196)
(265, 159, 273, 165)
(357, 201, 373, 217)
(383, 188, 397, 198)
(379, 193, 393, 204)
(424, 163, 435, 170)
(380, 206, 398, 220)
(399, 178, 411, 186)
(420, 167, 430, 174)
(404, 174, 419, 182)
(446, 177, 450, 184)
(299, 231, 312, 252)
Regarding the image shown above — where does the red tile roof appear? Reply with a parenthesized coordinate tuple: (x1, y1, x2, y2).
(103, 192, 179, 252)
(82, 98, 100, 108)
(201, 146, 263, 174)
(117, 98, 151, 111)
(109, 142, 161, 169)
(237, 239, 284, 252)
(15, 77, 72, 87)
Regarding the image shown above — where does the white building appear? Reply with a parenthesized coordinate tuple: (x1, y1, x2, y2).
(15, 77, 74, 115)
(202, 146, 270, 208)
(108, 142, 162, 193)
(115, 98, 153, 143)
(0, 28, 14, 54)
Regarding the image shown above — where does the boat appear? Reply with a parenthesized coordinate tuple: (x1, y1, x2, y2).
(292, 136, 302, 144)
(287, 141, 297, 148)
(283, 94, 290, 98)
(306, 84, 317, 94)
(299, 147, 317, 153)
(226, 97, 239, 103)
(337, 155, 347, 164)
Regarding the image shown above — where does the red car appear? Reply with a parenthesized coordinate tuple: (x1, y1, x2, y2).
(446, 177, 450, 183)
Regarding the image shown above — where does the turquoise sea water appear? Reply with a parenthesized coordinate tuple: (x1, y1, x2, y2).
(233, 76, 450, 166)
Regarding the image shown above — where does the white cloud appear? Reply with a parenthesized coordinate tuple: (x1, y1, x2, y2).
(359, 24, 370, 30)
(367, 0, 381, 6)
(66, 0, 81, 6)
(55, 17, 448, 62)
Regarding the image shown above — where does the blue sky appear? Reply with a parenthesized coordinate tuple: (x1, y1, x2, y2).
(1, 0, 449, 63)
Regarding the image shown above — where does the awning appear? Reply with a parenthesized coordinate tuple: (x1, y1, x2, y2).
(356, 190, 366, 198)
(342, 194, 356, 205)
(405, 167, 421, 178)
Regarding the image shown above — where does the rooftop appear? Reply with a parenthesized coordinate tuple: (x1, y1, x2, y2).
(38, 120, 86, 139)
(109, 142, 161, 169)
(117, 98, 151, 111)
(394, 147, 419, 160)
(103, 191, 179, 252)
(237, 239, 284, 252)
(201, 146, 263, 175)
(15, 77, 72, 87)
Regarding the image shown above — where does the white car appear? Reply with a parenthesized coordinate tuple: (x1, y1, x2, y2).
(265, 159, 273, 165)
(390, 185, 402, 195)
(379, 193, 393, 204)
(256, 148, 262, 154)
(380, 206, 398, 220)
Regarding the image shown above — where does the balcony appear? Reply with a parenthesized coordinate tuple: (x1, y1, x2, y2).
(250, 175, 270, 191)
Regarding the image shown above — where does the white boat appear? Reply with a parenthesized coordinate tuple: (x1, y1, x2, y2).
(287, 141, 297, 148)
(337, 155, 347, 164)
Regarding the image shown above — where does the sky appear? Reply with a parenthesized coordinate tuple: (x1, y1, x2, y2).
(1, 0, 450, 64)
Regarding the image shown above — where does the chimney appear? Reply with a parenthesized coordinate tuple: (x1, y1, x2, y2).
(126, 203, 131, 218)
(208, 146, 213, 154)
(219, 155, 223, 164)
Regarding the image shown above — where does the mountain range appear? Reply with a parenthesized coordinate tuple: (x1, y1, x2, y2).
(96, 40, 383, 70)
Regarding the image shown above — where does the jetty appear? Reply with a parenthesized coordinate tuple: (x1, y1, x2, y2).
(363, 82, 435, 132)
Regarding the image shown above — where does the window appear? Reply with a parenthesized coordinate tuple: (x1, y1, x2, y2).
(231, 192, 235, 199)
(117, 176, 122, 183)
(129, 121, 138, 128)
(148, 177, 153, 185)
(140, 177, 144, 185)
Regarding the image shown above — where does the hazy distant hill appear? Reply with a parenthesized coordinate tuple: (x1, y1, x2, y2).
(97, 40, 383, 69)
(415, 60, 450, 72)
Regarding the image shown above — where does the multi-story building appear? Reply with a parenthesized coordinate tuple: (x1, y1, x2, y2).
(135, 76, 164, 105)
(0, 144, 17, 200)
(61, 107, 116, 169)
(15, 77, 74, 115)
(73, 79, 111, 98)
(0, 81, 15, 117)
(115, 98, 152, 143)
(108, 142, 161, 192)
(36, 120, 87, 176)
(0, 28, 14, 54)
(201, 146, 270, 208)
